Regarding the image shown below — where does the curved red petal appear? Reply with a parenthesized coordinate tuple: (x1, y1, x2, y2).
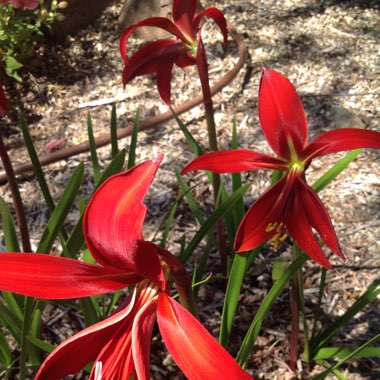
(181, 150, 287, 175)
(0, 84, 7, 117)
(156, 63, 174, 105)
(157, 293, 252, 380)
(120, 17, 185, 63)
(235, 177, 288, 252)
(286, 184, 332, 269)
(259, 68, 308, 160)
(36, 290, 137, 380)
(304, 128, 380, 160)
(193, 7, 228, 46)
(172, 0, 197, 41)
(0, 253, 139, 299)
(132, 299, 157, 380)
(84, 157, 165, 287)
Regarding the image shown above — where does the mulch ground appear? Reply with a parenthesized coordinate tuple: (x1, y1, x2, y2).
(0, 0, 379, 379)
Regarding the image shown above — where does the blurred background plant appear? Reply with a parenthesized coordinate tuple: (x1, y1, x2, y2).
(0, 0, 67, 81)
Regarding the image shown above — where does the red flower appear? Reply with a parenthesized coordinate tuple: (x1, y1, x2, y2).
(0, 157, 251, 379)
(119, 0, 228, 104)
(0, 0, 39, 10)
(182, 68, 380, 269)
(0, 84, 7, 117)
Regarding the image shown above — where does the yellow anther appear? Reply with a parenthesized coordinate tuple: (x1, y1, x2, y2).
(266, 222, 278, 233)
(266, 221, 287, 251)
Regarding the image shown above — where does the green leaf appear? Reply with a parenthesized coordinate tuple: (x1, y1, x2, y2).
(27, 336, 55, 353)
(237, 253, 309, 366)
(181, 183, 251, 263)
(314, 346, 380, 360)
(98, 149, 126, 188)
(37, 163, 84, 254)
(0, 330, 12, 367)
(127, 107, 140, 169)
(110, 104, 118, 158)
(0, 196, 20, 252)
(87, 112, 101, 184)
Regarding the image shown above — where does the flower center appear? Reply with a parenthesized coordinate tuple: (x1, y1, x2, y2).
(265, 222, 288, 250)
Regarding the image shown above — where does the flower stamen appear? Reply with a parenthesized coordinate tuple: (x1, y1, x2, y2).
(266, 222, 288, 250)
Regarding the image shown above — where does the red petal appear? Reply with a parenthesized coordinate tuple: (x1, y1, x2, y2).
(0, 84, 8, 117)
(286, 184, 332, 269)
(84, 157, 165, 287)
(304, 128, 380, 161)
(259, 68, 308, 160)
(156, 63, 174, 105)
(35, 290, 137, 380)
(193, 7, 228, 46)
(119, 17, 185, 63)
(157, 293, 252, 380)
(181, 150, 287, 175)
(0, 253, 139, 299)
(172, 0, 197, 41)
(132, 299, 157, 380)
(235, 177, 288, 252)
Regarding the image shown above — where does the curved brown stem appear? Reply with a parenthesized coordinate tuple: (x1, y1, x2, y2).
(0, 20, 247, 184)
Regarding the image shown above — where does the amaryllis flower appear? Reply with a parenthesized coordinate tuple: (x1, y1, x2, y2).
(119, 0, 228, 104)
(0, 0, 39, 10)
(0, 84, 7, 117)
(182, 68, 380, 269)
(0, 157, 251, 380)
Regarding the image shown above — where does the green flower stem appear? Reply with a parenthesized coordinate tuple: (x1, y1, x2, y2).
(0, 133, 31, 253)
(290, 270, 300, 371)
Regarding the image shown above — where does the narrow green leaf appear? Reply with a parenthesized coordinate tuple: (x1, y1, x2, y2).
(237, 253, 308, 366)
(0, 330, 12, 367)
(110, 104, 118, 157)
(87, 112, 101, 183)
(37, 163, 84, 254)
(127, 107, 140, 169)
(312, 149, 361, 193)
(314, 346, 380, 360)
(27, 336, 55, 353)
(98, 149, 126, 188)
(181, 183, 251, 262)
(0, 197, 21, 252)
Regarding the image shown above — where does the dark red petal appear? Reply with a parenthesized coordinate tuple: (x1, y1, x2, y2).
(0, 254, 139, 299)
(156, 63, 174, 105)
(259, 68, 308, 160)
(132, 299, 157, 380)
(157, 293, 252, 380)
(172, 0, 197, 41)
(235, 177, 288, 252)
(193, 7, 228, 46)
(84, 157, 165, 287)
(181, 150, 287, 175)
(0, 84, 8, 117)
(120, 17, 185, 63)
(304, 128, 380, 160)
(286, 185, 332, 269)
(299, 180, 344, 259)
(35, 291, 137, 380)
(122, 40, 186, 85)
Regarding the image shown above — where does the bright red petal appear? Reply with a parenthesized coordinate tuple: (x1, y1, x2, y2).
(172, 0, 197, 41)
(156, 63, 174, 105)
(120, 17, 185, 63)
(35, 290, 138, 380)
(0, 84, 8, 117)
(132, 299, 157, 380)
(193, 7, 228, 46)
(181, 150, 287, 175)
(235, 177, 288, 252)
(0, 253, 139, 299)
(259, 68, 308, 160)
(157, 293, 252, 380)
(303, 128, 380, 161)
(84, 157, 165, 287)
(287, 184, 332, 269)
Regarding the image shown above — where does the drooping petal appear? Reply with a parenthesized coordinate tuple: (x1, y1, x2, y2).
(157, 293, 252, 380)
(156, 63, 174, 105)
(122, 39, 188, 86)
(172, 0, 197, 41)
(303, 128, 380, 161)
(132, 299, 157, 380)
(181, 150, 287, 175)
(35, 289, 137, 380)
(0, 253, 139, 299)
(119, 17, 186, 63)
(259, 68, 308, 160)
(193, 7, 228, 46)
(84, 157, 165, 287)
(0, 84, 7, 117)
(234, 177, 288, 252)
(286, 185, 332, 269)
